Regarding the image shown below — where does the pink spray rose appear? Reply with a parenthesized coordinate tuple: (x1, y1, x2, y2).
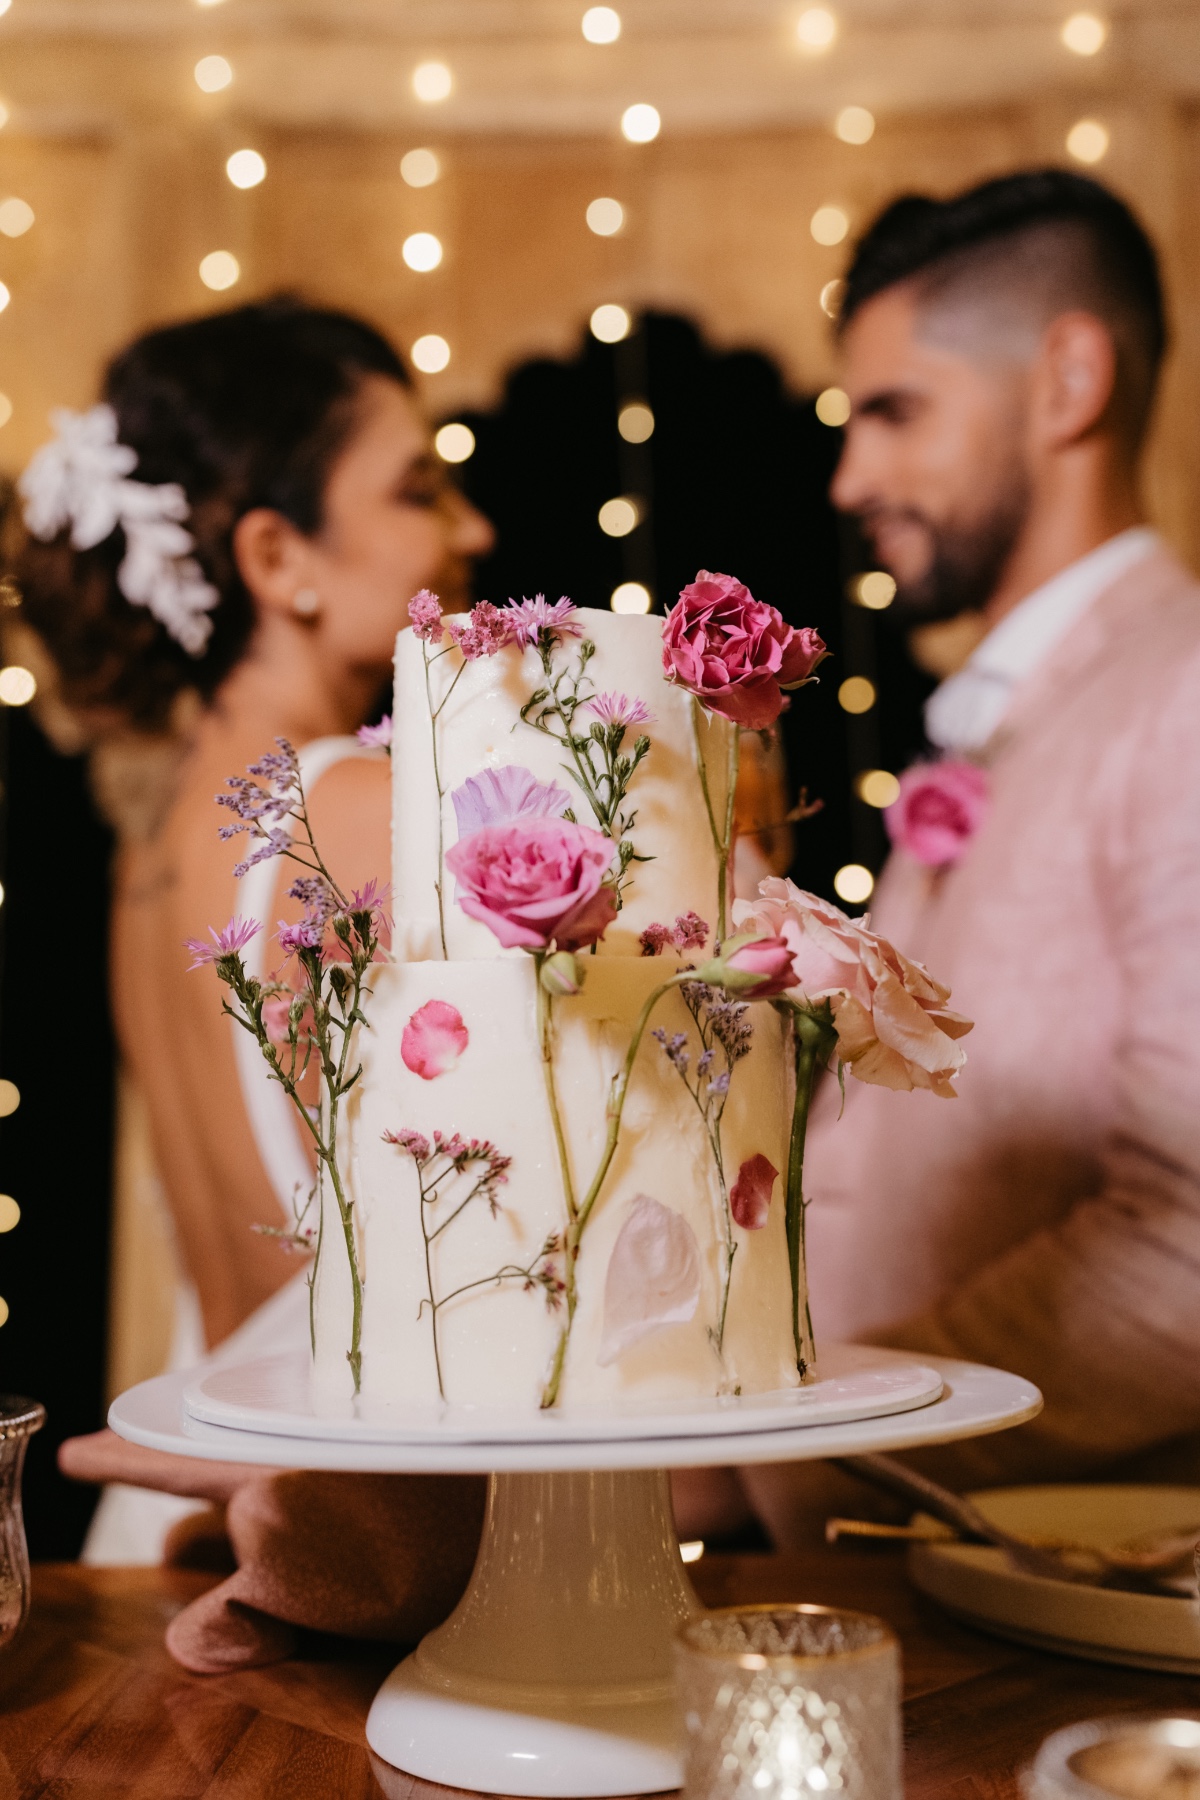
(445, 817, 617, 952)
(885, 761, 990, 868)
(401, 999, 470, 1080)
(695, 931, 796, 997)
(732, 877, 973, 1098)
(662, 570, 827, 729)
(730, 1154, 778, 1230)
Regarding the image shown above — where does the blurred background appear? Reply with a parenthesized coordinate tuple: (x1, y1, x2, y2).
(0, 0, 1196, 1553)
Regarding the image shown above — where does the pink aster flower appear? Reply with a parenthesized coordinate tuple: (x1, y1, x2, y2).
(506, 595, 583, 650)
(447, 600, 511, 661)
(885, 760, 990, 869)
(409, 588, 444, 643)
(730, 1154, 778, 1230)
(451, 765, 571, 838)
(184, 915, 261, 970)
(401, 999, 470, 1080)
(585, 691, 654, 729)
(662, 570, 827, 729)
(356, 716, 392, 751)
(277, 917, 323, 957)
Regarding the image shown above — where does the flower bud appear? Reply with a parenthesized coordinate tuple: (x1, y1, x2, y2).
(540, 950, 586, 997)
(694, 932, 795, 998)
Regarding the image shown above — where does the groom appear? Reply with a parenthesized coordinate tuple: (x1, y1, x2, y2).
(718, 168, 1200, 1543)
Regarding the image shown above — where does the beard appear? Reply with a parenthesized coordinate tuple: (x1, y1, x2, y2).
(859, 471, 1033, 624)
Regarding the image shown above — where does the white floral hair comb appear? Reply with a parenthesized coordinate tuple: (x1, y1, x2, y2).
(18, 404, 219, 656)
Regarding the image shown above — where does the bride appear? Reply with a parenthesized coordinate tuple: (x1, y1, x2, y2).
(8, 297, 492, 1557)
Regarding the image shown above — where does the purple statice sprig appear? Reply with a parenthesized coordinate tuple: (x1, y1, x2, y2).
(517, 615, 652, 908)
(409, 588, 445, 643)
(383, 1123, 557, 1399)
(653, 979, 755, 1356)
(640, 912, 710, 957)
(189, 740, 391, 1393)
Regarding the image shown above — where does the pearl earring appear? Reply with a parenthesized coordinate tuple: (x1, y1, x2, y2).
(293, 588, 321, 620)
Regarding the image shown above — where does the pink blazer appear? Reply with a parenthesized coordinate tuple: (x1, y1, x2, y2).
(804, 545, 1200, 1482)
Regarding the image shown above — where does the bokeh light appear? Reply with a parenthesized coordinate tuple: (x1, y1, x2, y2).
(1061, 12, 1107, 54)
(621, 103, 660, 143)
(0, 1196, 19, 1233)
(856, 769, 901, 809)
(0, 395, 12, 428)
(0, 667, 34, 705)
(582, 6, 621, 43)
(591, 302, 631, 343)
(194, 55, 233, 92)
(0, 283, 12, 314)
(587, 197, 625, 236)
(1067, 119, 1109, 163)
(820, 279, 844, 319)
(854, 570, 897, 609)
(412, 61, 453, 103)
(611, 582, 652, 614)
(834, 863, 874, 904)
(403, 231, 443, 271)
(401, 147, 440, 187)
(435, 422, 475, 463)
(598, 497, 639, 537)
(0, 197, 32, 237)
(796, 7, 837, 51)
(618, 401, 654, 442)
(226, 148, 266, 188)
(838, 676, 876, 714)
(411, 334, 451, 373)
(815, 387, 851, 426)
(199, 250, 239, 290)
(835, 106, 875, 144)
(810, 204, 849, 246)
(0, 1079, 20, 1116)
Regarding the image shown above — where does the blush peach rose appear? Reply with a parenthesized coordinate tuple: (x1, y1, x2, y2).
(732, 877, 973, 1098)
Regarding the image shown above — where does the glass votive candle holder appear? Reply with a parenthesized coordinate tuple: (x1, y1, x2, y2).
(1023, 1715, 1200, 1798)
(675, 1603, 902, 1800)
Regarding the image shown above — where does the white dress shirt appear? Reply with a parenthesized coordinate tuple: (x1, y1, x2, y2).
(924, 526, 1161, 755)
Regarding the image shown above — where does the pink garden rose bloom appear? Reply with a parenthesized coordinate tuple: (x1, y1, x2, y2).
(445, 817, 617, 952)
(732, 877, 973, 1098)
(712, 933, 796, 997)
(885, 760, 990, 868)
(450, 765, 571, 838)
(730, 1154, 778, 1230)
(661, 570, 827, 729)
(597, 1194, 702, 1366)
(401, 999, 470, 1080)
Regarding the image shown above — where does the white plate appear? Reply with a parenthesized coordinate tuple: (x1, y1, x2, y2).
(910, 1485, 1200, 1674)
(111, 1352, 1041, 1474)
(181, 1342, 942, 1446)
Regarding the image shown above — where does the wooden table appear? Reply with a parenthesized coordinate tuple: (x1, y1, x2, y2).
(0, 1554, 1195, 1797)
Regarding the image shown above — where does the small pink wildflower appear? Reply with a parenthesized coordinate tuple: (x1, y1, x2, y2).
(184, 915, 261, 970)
(639, 912, 710, 956)
(277, 917, 323, 957)
(506, 595, 583, 650)
(409, 588, 444, 643)
(383, 1126, 432, 1162)
(639, 922, 672, 957)
(356, 716, 392, 750)
(586, 691, 654, 729)
(448, 601, 511, 661)
(401, 998, 470, 1080)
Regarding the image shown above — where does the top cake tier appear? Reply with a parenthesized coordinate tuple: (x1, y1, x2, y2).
(392, 607, 734, 960)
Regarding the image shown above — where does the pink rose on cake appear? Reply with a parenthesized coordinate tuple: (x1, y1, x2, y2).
(732, 877, 972, 1097)
(662, 570, 827, 729)
(445, 816, 617, 952)
(451, 765, 571, 837)
(885, 760, 989, 868)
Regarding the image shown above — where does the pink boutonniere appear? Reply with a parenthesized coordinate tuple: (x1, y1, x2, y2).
(885, 759, 990, 869)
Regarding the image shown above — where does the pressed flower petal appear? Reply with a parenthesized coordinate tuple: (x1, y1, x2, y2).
(730, 1154, 778, 1230)
(401, 999, 470, 1080)
(597, 1194, 702, 1366)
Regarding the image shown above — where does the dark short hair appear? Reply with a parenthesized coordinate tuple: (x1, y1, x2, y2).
(840, 170, 1167, 437)
(10, 297, 410, 730)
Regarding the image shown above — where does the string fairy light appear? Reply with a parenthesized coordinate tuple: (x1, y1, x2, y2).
(411, 334, 451, 373)
(796, 7, 837, 51)
(611, 582, 651, 614)
(835, 105, 874, 144)
(401, 148, 440, 187)
(1067, 118, 1109, 163)
(590, 303, 631, 343)
(621, 104, 660, 144)
(582, 6, 621, 43)
(435, 422, 475, 463)
(194, 55, 233, 92)
(412, 61, 453, 103)
(810, 204, 849, 245)
(226, 149, 266, 189)
(618, 401, 654, 443)
(815, 387, 850, 426)
(403, 232, 443, 272)
(199, 250, 239, 290)
(586, 197, 625, 236)
(1061, 11, 1107, 54)
(834, 864, 874, 904)
(598, 497, 639, 538)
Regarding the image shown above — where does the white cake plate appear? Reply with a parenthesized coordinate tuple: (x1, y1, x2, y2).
(110, 1348, 1041, 1798)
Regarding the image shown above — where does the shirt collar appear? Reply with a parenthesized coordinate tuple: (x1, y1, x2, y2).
(924, 526, 1160, 755)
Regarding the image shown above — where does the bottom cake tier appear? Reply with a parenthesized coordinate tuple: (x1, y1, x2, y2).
(312, 955, 808, 1411)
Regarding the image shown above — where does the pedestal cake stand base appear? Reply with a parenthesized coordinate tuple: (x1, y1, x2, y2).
(110, 1348, 1040, 1798)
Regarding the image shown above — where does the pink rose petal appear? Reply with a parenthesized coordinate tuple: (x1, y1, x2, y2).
(401, 999, 469, 1081)
(597, 1194, 702, 1366)
(730, 1154, 778, 1230)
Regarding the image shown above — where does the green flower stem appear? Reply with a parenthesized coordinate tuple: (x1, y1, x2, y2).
(690, 699, 740, 943)
(423, 641, 469, 960)
(537, 970, 578, 1222)
(784, 1006, 834, 1377)
(540, 970, 689, 1408)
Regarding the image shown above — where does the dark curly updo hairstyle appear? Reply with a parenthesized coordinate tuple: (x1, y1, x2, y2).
(8, 297, 410, 731)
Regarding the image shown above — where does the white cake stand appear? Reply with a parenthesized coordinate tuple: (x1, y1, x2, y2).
(110, 1345, 1040, 1798)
